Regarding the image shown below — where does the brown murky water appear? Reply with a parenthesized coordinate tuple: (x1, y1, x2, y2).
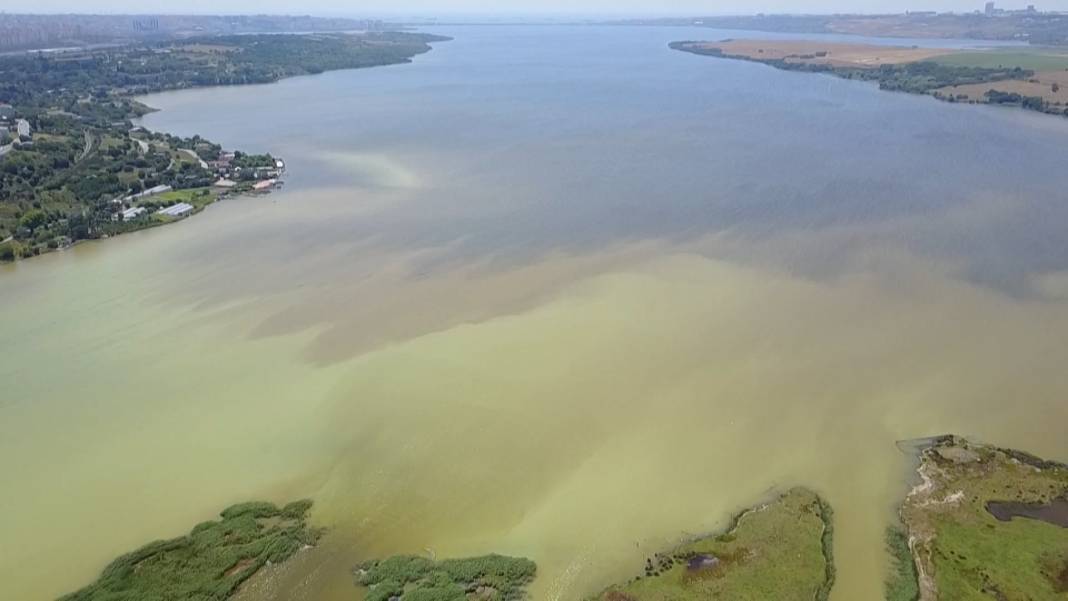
(3, 25, 1068, 601)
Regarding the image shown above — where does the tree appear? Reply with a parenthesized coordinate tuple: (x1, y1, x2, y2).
(18, 209, 47, 233)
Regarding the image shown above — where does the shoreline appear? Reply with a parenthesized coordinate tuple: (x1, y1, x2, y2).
(0, 31, 450, 265)
(671, 39, 1068, 120)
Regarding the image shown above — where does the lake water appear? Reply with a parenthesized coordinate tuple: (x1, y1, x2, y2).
(3, 25, 1068, 601)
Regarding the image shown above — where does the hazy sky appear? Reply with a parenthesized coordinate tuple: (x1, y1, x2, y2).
(6, 0, 1068, 17)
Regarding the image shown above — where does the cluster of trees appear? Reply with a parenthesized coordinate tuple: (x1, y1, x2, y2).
(0, 112, 218, 256)
(985, 88, 1048, 111)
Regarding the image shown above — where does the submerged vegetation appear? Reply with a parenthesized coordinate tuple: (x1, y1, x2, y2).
(885, 526, 920, 601)
(355, 553, 537, 601)
(588, 488, 834, 601)
(59, 500, 321, 601)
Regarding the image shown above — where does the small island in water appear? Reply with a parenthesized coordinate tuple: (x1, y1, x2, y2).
(59, 437, 1067, 601)
(671, 39, 1068, 119)
(59, 500, 322, 601)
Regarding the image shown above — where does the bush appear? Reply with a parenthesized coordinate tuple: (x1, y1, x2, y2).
(0, 241, 18, 261)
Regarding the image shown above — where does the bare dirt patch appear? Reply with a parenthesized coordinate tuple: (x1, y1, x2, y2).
(936, 70, 1068, 106)
(224, 558, 256, 578)
(688, 39, 951, 68)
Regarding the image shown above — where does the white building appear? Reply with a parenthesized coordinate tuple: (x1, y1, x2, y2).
(122, 207, 147, 220)
(157, 203, 194, 217)
(123, 185, 173, 203)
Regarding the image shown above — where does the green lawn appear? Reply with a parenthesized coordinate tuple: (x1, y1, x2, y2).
(933, 50, 1068, 71)
(933, 513, 1068, 600)
(148, 187, 218, 209)
(589, 488, 834, 601)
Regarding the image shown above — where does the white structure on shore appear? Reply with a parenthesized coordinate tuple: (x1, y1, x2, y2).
(157, 203, 194, 217)
(121, 207, 146, 220)
(119, 185, 172, 204)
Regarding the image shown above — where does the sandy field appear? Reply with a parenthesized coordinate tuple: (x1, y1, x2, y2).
(689, 39, 952, 68)
(937, 70, 1068, 106)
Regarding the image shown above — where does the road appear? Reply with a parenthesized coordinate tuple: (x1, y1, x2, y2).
(75, 131, 94, 163)
(178, 148, 209, 169)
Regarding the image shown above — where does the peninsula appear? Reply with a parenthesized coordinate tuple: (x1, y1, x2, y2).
(892, 436, 1068, 601)
(671, 40, 1068, 119)
(588, 487, 836, 601)
(0, 30, 449, 262)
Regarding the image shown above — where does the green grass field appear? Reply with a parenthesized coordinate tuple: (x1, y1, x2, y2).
(933, 50, 1068, 71)
(589, 488, 834, 601)
(149, 187, 218, 210)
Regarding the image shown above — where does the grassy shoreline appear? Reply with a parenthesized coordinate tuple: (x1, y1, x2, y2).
(587, 487, 835, 601)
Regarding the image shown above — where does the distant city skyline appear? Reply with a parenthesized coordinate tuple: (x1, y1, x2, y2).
(4, 0, 1068, 18)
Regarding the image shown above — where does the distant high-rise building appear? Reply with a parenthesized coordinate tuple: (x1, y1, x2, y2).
(985, 1, 996, 15)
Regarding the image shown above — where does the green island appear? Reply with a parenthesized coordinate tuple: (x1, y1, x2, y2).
(55, 438, 1068, 601)
(355, 554, 538, 601)
(671, 40, 1068, 119)
(59, 500, 322, 601)
(892, 436, 1068, 601)
(588, 487, 835, 601)
(0, 31, 449, 261)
